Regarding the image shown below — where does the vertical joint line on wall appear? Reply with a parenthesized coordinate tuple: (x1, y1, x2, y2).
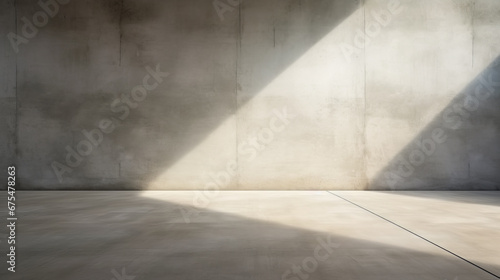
(471, 0, 475, 69)
(119, 0, 124, 67)
(362, 0, 368, 187)
(273, 25, 276, 48)
(235, 2, 242, 188)
(14, 0, 18, 160)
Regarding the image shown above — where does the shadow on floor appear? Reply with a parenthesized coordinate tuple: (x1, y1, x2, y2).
(1, 191, 498, 280)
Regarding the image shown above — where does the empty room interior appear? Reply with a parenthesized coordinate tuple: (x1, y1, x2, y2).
(1, 0, 500, 279)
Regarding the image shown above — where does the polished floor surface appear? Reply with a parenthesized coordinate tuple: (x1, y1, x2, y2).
(0, 191, 499, 280)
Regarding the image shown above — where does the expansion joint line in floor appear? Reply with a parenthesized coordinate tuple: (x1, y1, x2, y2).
(327, 191, 500, 279)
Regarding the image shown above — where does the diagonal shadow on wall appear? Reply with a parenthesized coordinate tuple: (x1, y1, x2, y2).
(369, 56, 500, 190)
(12, 0, 364, 189)
(11, 0, 499, 191)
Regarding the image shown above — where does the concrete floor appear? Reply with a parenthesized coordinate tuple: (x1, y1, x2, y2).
(0, 191, 499, 280)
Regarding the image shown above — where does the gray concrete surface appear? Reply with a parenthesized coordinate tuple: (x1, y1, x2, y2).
(1, 0, 500, 190)
(336, 191, 500, 277)
(0, 191, 499, 279)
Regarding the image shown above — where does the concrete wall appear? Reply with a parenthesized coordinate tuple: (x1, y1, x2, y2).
(1, 0, 499, 190)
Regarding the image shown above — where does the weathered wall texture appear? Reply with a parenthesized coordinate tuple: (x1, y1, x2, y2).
(1, 0, 499, 190)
